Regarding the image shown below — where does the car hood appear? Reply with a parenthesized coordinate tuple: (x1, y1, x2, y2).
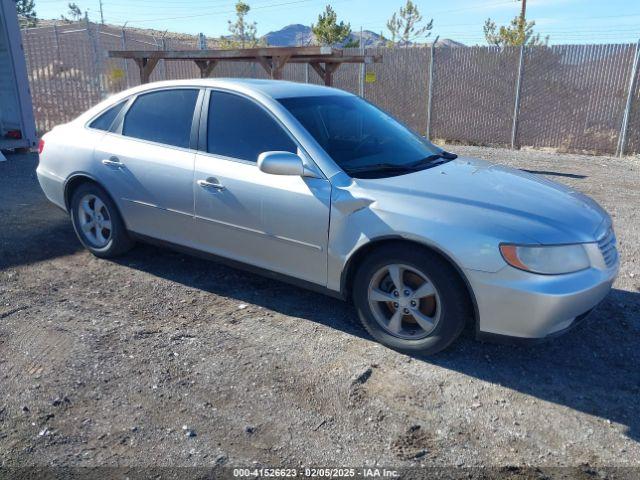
(353, 157, 609, 244)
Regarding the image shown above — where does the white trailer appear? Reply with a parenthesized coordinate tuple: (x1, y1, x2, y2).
(0, 0, 36, 152)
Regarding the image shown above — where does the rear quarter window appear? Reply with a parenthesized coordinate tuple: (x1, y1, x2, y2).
(89, 101, 127, 131)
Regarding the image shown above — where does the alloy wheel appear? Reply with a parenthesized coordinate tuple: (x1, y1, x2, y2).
(77, 194, 112, 248)
(367, 263, 441, 340)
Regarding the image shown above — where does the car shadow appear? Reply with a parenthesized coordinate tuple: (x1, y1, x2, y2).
(0, 153, 83, 270)
(111, 242, 640, 442)
(0, 214, 82, 270)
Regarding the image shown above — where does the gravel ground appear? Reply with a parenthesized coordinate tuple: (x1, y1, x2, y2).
(0, 147, 639, 474)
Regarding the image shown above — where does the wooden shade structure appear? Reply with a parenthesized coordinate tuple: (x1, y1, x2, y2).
(108, 46, 382, 85)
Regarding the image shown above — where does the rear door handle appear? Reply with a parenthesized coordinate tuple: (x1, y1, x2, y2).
(101, 157, 124, 168)
(197, 178, 225, 191)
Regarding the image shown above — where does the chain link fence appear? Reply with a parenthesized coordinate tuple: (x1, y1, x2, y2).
(20, 22, 640, 156)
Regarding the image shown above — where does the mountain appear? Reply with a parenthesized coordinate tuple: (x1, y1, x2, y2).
(351, 30, 387, 48)
(431, 38, 466, 48)
(263, 24, 313, 47)
(262, 24, 388, 48)
(262, 24, 465, 48)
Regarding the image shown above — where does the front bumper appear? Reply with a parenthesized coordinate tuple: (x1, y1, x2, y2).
(467, 260, 619, 339)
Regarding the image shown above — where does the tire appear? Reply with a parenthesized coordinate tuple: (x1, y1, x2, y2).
(69, 182, 134, 258)
(352, 244, 471, 355)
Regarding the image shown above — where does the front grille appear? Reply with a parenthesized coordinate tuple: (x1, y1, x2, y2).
(597, 227, 618, 268)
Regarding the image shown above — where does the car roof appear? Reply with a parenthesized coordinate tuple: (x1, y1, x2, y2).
(131, 78, 353, 100)
(75, 78, 355, 134)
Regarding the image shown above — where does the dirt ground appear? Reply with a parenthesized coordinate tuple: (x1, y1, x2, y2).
(1, 146, 639, 475)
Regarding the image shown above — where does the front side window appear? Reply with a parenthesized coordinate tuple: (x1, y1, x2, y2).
(207, 91, 296, 162)
(89, 100, 126, 131)
(122, 89, 199, 148)
(279, 95, 447, 178)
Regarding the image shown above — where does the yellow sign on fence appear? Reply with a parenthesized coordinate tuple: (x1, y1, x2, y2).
(365, 71, 377, 84)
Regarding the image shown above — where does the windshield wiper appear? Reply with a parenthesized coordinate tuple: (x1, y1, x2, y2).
(344, 163, 417, 174)
(407, 151, 458, 169)
(344, 151, 458, 175)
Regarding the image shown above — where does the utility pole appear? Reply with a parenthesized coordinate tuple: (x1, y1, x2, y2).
(99, 0, 105, 24)
(512, 0, 527, 149)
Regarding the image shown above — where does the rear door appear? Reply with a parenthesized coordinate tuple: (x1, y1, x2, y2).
(93, 88, 201, 245)
(192, 90, 331, 285)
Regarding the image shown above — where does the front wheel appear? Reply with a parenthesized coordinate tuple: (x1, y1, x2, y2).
(353, 245, 471, 355)
(70, 183, 134, 258)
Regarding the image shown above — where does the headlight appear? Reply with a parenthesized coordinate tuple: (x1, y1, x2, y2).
(499, 244, 590, 275)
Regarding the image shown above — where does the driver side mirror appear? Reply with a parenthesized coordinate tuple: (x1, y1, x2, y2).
(257, 151, 305, 176)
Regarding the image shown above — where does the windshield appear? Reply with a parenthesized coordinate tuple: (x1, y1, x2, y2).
(278, 95, 450, 177)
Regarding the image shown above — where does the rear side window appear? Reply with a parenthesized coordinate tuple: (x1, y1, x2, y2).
(207, 91, 296, 162)
(123, 89, 199, 148)
(89, 101, 126, 131)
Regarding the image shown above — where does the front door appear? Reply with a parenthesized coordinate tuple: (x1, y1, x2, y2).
(193, 90, 331, 285)
(93, 88, 201, 244)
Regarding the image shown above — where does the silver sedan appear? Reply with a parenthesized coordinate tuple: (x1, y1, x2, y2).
(37, 79, 619, 354)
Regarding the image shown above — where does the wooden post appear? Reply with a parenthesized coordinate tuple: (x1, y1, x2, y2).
(323, 63, 340, 86)
(310, 62, 340, 86)
(256, 55, 272, 77)
(133, 57, 159, 84)
(271, 55, 291, 80)
(256, 55, 290, 79)
(195, 60, 218, 78)
(309, 62, 325, 83)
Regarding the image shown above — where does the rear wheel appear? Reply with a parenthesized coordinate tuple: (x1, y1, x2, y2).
(353, 245, 471, 355)
(70, 183, 134, 258)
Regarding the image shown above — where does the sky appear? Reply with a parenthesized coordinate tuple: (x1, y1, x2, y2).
(32, 0, 640, 45)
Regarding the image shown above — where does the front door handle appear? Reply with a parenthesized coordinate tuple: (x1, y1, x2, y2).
(101, 157, 124, 168)
(197, 178, 226, 191)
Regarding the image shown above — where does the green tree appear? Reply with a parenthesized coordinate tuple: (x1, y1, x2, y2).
(311, 5, 352, 47)
(16, 0, 38, 28)
(386, 0, 432, 46)
(61, 2, 83, 22)
(227, 1, 258, 48)
(483, 16, 548, 47)
(343, 37, 360, 48)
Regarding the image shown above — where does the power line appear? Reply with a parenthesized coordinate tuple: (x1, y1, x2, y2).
(104, 0, 314, 15)
(105, 0, 287, 8)
(110, 0, 315, 23)
(102, 0, 518, 28)
(106, 0, 352, 25)
(358, 0, 520, 28)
